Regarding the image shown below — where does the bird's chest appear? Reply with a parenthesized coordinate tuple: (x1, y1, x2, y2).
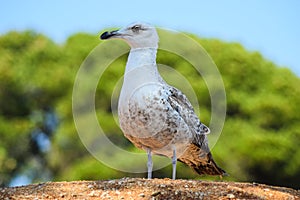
(118, 84, 171, 137)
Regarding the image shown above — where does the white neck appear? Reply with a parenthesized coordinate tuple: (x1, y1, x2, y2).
(122, 47, 165, 86)
(125, 47, 157, 74)
(119, 47, 165, 104)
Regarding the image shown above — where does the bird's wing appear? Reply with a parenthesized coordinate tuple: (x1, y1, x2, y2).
(166, 86, 210, 137)
(166, 85, 227, 176)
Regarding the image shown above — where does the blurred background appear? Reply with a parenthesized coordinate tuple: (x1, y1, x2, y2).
(0, 0, 300, 189)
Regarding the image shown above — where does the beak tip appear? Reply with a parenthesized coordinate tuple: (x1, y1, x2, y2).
(100, 30, 120, 40)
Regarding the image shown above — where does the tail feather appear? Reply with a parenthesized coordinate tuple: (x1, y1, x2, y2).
(178, 143, 227, 176)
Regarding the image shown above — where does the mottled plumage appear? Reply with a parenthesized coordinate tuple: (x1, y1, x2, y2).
(100, 22, 226, 179)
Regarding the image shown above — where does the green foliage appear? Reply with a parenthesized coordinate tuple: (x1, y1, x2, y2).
(0, 30, 299, 189)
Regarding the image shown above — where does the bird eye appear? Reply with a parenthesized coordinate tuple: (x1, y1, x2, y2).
(131, 25, 141, 32)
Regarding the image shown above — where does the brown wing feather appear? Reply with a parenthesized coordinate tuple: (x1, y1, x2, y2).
(178, 141, 226, 176)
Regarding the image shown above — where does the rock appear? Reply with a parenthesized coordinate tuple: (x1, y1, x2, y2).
(0, 178, 299, 199)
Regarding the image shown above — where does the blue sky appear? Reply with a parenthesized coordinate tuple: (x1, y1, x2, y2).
(1, 0, 300, 76)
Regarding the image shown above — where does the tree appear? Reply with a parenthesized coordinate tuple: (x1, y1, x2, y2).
(0, 30, 299, 188)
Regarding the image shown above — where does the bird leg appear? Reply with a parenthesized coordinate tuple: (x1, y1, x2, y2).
(172, 148, 177, 180)
(147, 148, 153, 179)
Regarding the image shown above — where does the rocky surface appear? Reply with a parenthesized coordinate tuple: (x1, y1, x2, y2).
(1, 178, 299, 199)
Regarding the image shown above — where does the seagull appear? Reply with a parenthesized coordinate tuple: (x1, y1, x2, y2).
(100, 22, 226, 179)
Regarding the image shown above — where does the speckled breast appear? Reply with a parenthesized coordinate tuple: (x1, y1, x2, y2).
(118, 83, 192, 156)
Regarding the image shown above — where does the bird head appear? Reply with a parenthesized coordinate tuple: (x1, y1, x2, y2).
(100, 22, 159, 49)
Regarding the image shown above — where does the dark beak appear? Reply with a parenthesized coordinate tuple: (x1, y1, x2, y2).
(100, 30, 119, 40)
